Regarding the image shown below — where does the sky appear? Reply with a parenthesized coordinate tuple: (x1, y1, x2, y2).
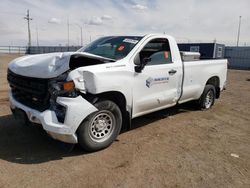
(0, 0, 249, 46)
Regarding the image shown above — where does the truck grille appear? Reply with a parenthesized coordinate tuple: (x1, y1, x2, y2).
(7, 69, 50, 112)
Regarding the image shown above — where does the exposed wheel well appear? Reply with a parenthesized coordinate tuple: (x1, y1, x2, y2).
(83, 91, 130, 132)
(206, 76, 220, 98)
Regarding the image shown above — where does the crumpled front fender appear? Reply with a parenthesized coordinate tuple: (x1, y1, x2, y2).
(56, 96, 98, 133)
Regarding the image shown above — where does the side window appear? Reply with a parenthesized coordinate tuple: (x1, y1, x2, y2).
(140, 38, 172, 65)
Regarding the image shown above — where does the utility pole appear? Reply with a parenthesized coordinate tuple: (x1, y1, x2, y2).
(75, 24, 83, 46)
(236, 16, 242, 47)
(36, 26, 39, 46)
(24, 9, 32, 47)
(80, 26, 83, 46)
(67, 17, 70, 47)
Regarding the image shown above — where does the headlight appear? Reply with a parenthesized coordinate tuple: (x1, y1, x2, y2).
(63, 81, 75, 91)
(49, 80, 76, 98)
(51, 80, 75, 92)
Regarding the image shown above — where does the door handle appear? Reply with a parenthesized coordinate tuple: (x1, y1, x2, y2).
(169, 69, 177, 75)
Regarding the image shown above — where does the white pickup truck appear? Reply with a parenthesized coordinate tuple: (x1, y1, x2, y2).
(7, 34, 227, 151)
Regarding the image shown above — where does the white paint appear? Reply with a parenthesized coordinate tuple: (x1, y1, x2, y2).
(8, 51, 114, 78)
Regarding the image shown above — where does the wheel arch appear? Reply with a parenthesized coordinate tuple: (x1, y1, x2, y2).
(205, 76, 220, 98)
(83, 91, 131, 132)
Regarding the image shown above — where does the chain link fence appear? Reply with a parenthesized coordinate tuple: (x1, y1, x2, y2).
(0, 46, 82, 54)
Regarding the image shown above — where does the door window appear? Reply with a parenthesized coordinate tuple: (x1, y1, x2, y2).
(139, 38, 172, 65)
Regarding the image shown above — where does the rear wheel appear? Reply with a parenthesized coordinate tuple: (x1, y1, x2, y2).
(198, 84, 216, 110)
(77, 100, 122, 152)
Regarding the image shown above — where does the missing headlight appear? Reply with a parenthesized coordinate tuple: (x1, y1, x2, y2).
(50, 102, 66, 123)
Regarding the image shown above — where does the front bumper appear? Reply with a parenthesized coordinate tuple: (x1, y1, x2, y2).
(9, 92, 97, 144)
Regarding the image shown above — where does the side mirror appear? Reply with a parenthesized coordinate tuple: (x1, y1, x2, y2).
(134, 54, 151, 73)
(134, 53, 141, 66)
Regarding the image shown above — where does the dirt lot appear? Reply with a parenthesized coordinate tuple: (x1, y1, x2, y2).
(0, 54, 249, 188)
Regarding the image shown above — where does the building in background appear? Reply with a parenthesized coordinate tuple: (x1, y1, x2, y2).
(178, 43, 225, 59)
(225, 47, 250, 70)
(26, 46, 81, 54)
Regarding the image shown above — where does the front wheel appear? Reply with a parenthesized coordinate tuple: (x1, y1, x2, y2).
(198, 84, 216, 110)
(77, 100, 122, 152)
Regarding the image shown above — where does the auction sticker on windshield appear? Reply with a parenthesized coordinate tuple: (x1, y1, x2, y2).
(123, 38, 139, 44)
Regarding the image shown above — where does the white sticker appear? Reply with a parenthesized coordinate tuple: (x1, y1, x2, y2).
(123, 38, 139, 44)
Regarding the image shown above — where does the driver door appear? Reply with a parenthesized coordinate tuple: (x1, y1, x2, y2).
(132, 38, 181, 118)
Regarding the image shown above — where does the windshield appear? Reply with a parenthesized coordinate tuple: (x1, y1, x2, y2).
(78, 36, 142, 60)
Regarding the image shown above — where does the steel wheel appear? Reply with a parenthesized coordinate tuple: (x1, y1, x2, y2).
(88, 110, 115, 142)
(197, 84, 216, 110)
(204, 90, 214, 109)
(77, 100, 122, 152)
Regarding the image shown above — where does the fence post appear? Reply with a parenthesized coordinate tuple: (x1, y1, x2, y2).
(9, 46, 11, 54)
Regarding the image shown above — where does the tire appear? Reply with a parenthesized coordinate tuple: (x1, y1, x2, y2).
(77, 100, 122, 152)
(198, 84, 216, 110)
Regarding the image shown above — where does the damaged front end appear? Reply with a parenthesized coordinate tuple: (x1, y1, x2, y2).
(8, 69, 98, 144)
(48, 72, 78, 123)
(7, 51, 116, 143)
(8, 51, 108, 123)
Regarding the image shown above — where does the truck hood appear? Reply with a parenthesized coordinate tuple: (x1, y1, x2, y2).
(8, 52, 115, 78)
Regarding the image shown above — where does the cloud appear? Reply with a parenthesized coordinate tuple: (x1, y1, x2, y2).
(101, 15, 113, 20)
(132, 4, 148, 11)
(88, 16, 103, 25)
(123, 0, 136, 5)
(0, 0, 250, 46)
(48, 17, 61, 24)
(86, 15, 113, 25)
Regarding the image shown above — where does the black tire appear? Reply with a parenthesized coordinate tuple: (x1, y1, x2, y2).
(77, 100, 122, 152)
(198, 84, 216, 110)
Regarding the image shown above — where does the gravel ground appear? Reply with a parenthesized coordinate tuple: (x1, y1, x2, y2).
(0, 54, 249, 188)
